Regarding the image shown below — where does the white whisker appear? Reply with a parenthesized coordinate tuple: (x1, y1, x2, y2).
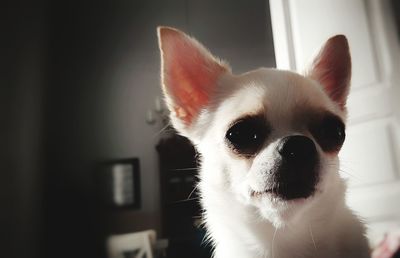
(173, 197, 199, 204)
(170, 167, 198, 171)
(309, 224, 317, 251)
(153, 121, 172, 137)
(271, 227, 278, 258)
(187, 184, 199, 200)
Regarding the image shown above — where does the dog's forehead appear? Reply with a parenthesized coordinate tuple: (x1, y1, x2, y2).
(216, 68, 335, 127)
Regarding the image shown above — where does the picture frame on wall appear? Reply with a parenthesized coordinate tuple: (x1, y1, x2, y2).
(96, 158, 141, 209)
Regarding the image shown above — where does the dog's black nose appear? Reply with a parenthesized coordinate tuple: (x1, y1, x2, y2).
(271, 136, 319, 200)
(278, 135, 317, 162)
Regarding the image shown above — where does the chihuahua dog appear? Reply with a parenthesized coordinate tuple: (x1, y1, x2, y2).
(157, 27, 370, 258)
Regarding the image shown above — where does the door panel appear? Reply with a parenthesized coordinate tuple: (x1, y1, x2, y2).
(340, 118, 398, 187)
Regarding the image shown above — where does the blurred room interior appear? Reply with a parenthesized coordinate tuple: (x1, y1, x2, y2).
(2, 0, 400, 258)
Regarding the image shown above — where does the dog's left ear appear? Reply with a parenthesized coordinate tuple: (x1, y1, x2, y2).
(158, 26, 229, 136)
(306, 35, 351, 109)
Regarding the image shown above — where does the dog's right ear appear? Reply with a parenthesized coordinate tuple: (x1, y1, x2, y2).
(306, 35, 351, 110)
(157, 26, 229, 137)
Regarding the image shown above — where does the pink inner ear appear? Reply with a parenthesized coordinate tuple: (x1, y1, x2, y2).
(309, 35, 351, 109)
(159, 28, 227, 125)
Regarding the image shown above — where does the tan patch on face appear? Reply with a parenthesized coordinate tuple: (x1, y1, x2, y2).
(291, 106, 328, 132)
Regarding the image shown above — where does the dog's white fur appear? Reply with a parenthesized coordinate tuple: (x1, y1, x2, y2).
(158, 27, 370, 258)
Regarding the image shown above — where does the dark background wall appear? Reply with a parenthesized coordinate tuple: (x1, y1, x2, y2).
(1, 1, 275, 258)
(1, 2, 46, 258)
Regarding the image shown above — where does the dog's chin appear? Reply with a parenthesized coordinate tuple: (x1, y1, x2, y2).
(250, 186, 321, 227)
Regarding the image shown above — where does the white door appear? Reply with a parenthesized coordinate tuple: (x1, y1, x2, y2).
(269, 0, 400, 245)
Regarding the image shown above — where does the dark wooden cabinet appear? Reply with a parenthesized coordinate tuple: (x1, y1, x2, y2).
(157, 131, 212, 258)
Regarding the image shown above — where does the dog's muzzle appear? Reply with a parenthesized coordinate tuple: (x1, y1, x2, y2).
(267, 135, 319, 200)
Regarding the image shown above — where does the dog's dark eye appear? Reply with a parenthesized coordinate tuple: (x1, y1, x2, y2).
(225, 116, 268, 156)
(310, 114, 345, 152)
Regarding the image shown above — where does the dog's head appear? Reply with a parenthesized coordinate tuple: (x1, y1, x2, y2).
(158, 27, 351, 226)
